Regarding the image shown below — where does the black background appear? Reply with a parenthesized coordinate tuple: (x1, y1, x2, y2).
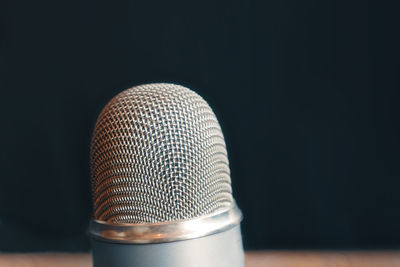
(1, 0, 400, 251)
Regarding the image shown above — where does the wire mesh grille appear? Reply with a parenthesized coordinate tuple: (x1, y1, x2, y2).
(90, 83, 233, 223)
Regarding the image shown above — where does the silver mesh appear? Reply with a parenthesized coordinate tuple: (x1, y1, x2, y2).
(90, 83, 233, 223)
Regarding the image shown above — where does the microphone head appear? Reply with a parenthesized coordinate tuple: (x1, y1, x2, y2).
(90, 83, 233, 224)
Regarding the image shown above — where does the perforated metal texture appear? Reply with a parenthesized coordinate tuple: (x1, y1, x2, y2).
(90, 84, 233, 223)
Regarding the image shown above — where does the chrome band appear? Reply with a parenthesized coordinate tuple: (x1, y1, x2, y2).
(90, 203, 242, 244)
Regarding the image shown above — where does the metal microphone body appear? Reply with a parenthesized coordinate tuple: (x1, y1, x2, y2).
(91, 225, 243, 267)
(89, 83, 244, 267)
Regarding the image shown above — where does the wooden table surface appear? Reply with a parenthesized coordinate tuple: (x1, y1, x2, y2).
(0, 251, 399, 267)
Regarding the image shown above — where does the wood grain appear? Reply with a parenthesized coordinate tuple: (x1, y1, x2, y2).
(245, 251, 400, 267)
(0, 251, 399, 267)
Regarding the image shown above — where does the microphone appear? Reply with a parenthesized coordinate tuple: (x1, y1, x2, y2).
(89, 83, 244, 267)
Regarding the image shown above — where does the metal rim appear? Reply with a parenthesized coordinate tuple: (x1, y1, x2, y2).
(90, 203, 242, 244)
